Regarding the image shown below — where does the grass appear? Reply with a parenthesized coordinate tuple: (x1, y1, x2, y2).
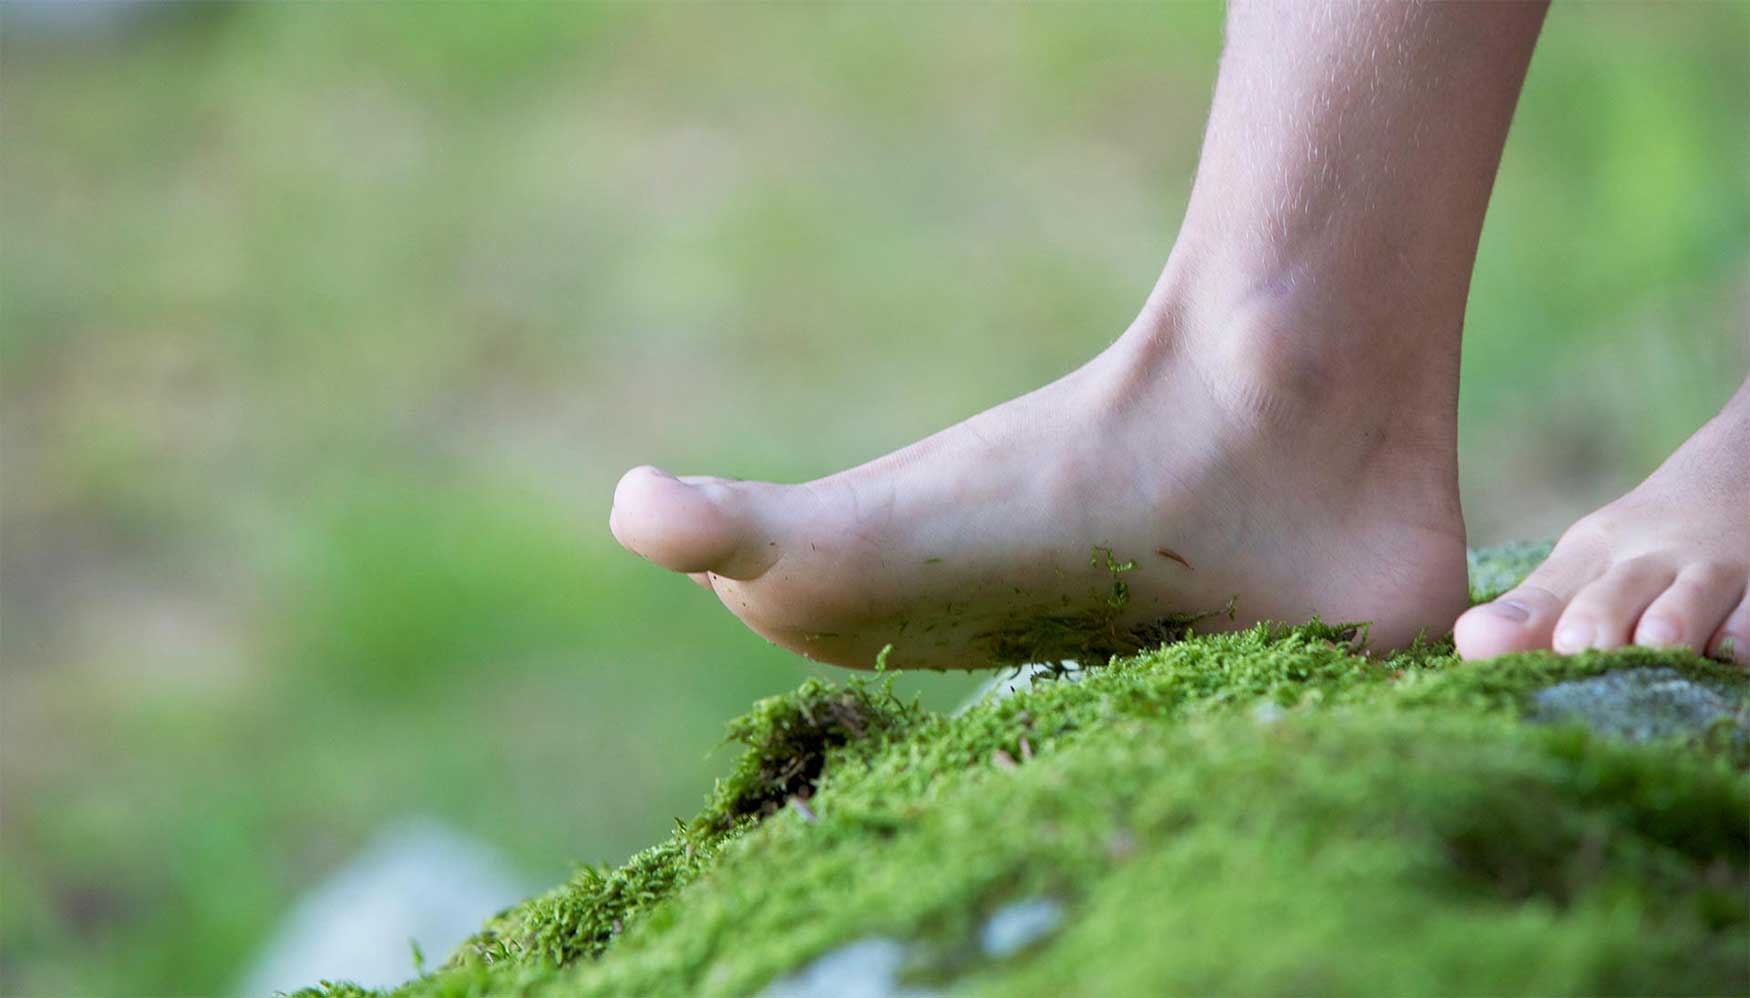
(288, 547, 1749, 996)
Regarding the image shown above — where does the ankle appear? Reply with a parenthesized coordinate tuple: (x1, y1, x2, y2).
(1132, 246, 1464, 447)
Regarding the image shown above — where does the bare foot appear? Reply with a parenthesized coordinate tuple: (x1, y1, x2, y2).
(1456, 383, 1750, 665)
(609, 280, 1471, 670)
(604, 0, 1564, 670)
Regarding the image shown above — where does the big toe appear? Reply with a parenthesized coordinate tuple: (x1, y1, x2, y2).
(610, 465, 775, 579)
(1454, 585, 1569, 660)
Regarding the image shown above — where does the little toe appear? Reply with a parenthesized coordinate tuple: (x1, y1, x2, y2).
(1708, 595, 1750, 666)
(1553, 557, 1674, 653)
(610, 465, 778, 579)
(1634, 562, 1746, 652)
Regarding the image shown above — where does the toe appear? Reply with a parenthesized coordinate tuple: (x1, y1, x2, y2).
(1553, 557, 1675, 652)
(1455, 545, 1604, 660)
(1634, 562, 1746, 652)
(610, 465, 778, 579)
(1708, 594, 1750, 666)
(1455, 584, 1571, 660)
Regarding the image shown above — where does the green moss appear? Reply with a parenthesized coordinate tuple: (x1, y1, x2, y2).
(1468, 540, 1555, 602)
(425, 675, 923, 977)
(701, 674, 922, 832)
(290, 546, 1749, 997)
(976, 546, 1236, 668)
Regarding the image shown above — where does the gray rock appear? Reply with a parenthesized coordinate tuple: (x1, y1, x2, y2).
(762, 938, 936, 998)
(1531, 668, 1745, 744)
(1250, 701, 1288, 726)
(960, 661, 1083, 714)
(239, 819, 531, 995)
(980, 898, 1064, 959)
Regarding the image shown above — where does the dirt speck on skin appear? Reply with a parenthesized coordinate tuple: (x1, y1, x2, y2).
(1155, 547, 1194, 571)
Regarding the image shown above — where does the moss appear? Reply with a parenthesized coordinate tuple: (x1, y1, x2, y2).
(976, 546, 1236, 669)
(701, 673, 922, 831)
(290, 545, 1749, 997)
(1468, 540, 1555, 602)
(421, 674, 923, 977)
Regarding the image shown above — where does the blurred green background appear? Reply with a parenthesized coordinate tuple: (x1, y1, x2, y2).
(2, 2, 1746, 994)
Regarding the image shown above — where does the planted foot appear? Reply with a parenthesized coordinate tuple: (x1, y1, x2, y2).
(611, 276, 1471, 671)
(1456, 383, 1750, 664)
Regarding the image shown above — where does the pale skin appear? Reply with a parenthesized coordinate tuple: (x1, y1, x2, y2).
(610, 0, 1750, 670)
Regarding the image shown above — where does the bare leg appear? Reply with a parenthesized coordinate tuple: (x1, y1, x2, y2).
(1458, 378, 1750, 662)
(611, 1, 1547, 669)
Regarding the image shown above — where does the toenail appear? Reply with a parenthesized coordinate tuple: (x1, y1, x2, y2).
(1553, 622, 1592, 654)
(1635, 618, 1679, 648)
(1485, 600, 1531, 623)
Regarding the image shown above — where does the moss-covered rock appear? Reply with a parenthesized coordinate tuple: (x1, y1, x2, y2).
(292, 547, 1749, 997)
